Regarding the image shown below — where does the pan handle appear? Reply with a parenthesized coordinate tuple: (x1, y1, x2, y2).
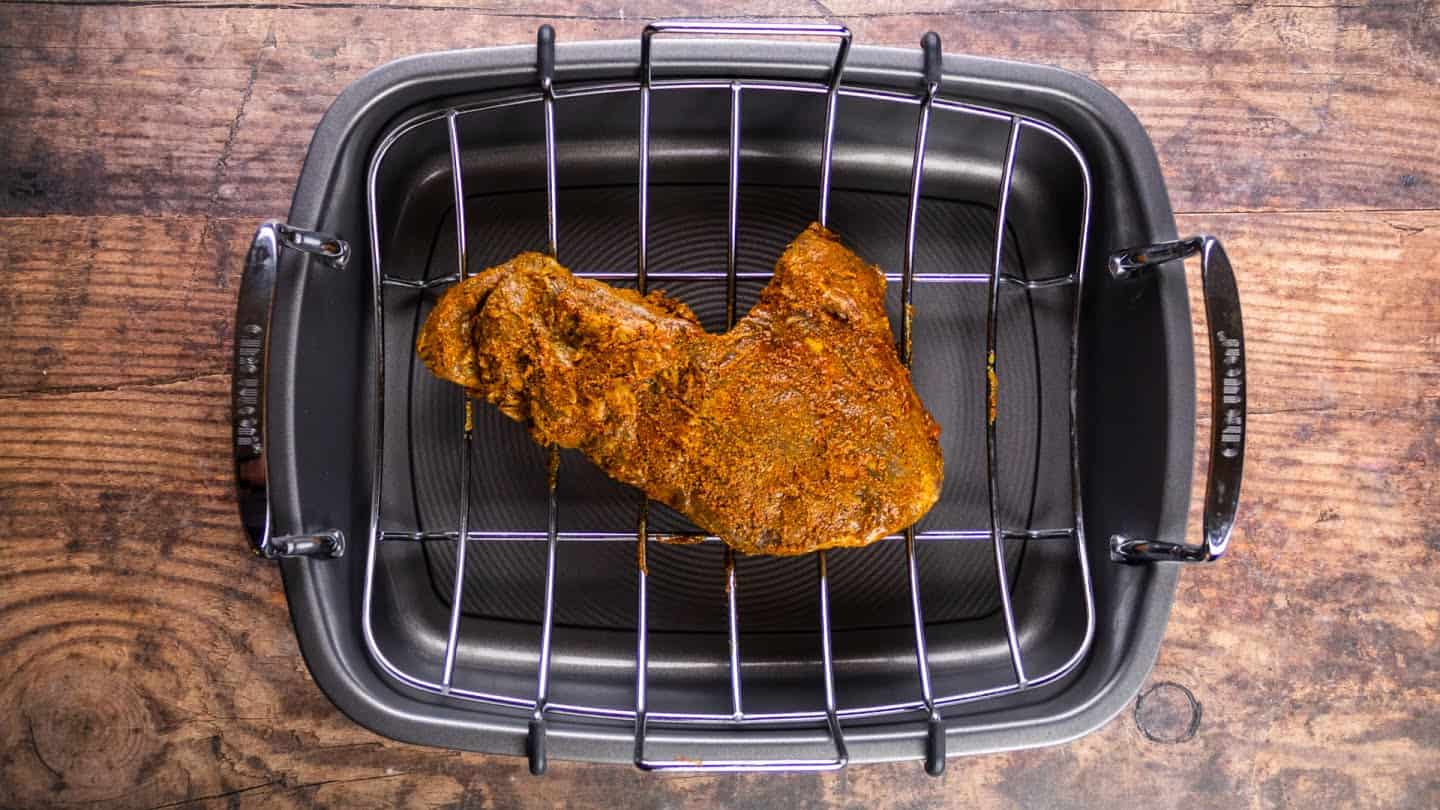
(641, 19, 852, 88)
(233, 221, 348, 559)
(1108, 236, 1245, 563)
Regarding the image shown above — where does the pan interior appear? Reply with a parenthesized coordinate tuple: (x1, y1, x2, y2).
(366, 84, 1087, 719)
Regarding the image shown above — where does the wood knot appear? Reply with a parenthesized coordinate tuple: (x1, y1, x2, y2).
(6, 655, 161, 803)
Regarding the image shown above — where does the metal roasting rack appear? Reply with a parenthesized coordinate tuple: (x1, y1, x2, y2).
(360, 21, 1095, 775)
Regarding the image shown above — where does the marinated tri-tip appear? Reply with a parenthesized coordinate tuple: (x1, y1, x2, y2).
(417, 223, 943, 556)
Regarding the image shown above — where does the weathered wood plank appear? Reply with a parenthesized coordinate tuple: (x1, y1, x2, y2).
(0, 216, 251, 395)
(3, 209, 1435, 406)
(839, 2, 1440, 213)
(0, 9, 274, 216)
(1, 2, 1437, 219)
(1174, 210, 1439, 414)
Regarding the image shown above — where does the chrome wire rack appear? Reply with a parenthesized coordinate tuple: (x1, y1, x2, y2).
(361, 20, 1094, 775)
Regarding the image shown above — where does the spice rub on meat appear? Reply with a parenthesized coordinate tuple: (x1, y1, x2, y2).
(417, 223, 943, 556)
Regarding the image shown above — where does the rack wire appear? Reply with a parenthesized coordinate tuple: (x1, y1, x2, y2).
(362, 21, 1094, 775)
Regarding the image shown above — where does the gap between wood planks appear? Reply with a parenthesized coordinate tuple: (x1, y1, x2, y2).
(0, 372, 229, 400)
(0, 0, 1331, 16)
(136, 772, 413, 810)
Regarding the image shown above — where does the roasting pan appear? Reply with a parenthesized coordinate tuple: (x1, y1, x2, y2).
(233, 21, 1245, 773)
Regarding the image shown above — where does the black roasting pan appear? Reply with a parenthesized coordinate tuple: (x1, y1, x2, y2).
(232, 22, 1245, 772)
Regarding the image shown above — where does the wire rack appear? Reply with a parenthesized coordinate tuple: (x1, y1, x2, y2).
(361, 21, 1093, 775)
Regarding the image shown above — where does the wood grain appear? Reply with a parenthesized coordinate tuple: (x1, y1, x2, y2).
(0, 1, 1437, 808)
(0, 216, 251, 394)
(2, 2, 1437, 217)
(844, 1, 1440, 213)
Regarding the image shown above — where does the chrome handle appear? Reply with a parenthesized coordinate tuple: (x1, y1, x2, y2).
(641, 19, 852, 90)
(233, 221, 349, 559)
(1108, 236, 1246, 563)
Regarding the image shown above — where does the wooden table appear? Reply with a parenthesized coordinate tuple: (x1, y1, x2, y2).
(2, 2, 1436, 807)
